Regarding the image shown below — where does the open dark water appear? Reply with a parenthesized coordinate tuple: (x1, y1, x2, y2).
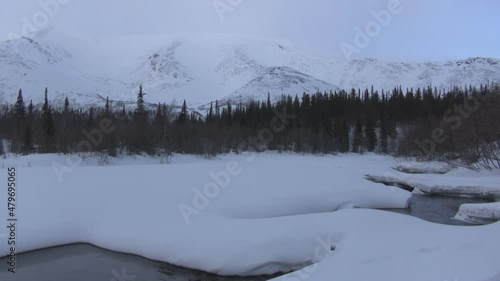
(0, 243, 280, 281)
(0, 195, 495, 281)
(384, 194, 495, 225)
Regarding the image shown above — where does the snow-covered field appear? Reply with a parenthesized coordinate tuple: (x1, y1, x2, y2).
(0, 153, 499, 281)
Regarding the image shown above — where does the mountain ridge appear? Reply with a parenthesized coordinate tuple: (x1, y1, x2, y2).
(1, 29, 499, 109)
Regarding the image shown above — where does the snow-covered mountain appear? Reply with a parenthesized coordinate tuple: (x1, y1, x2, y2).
(1, 28, 499, 109)
(228, 66, 340, 104)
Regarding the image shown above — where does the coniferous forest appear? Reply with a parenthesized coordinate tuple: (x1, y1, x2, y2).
(0, 84, 499, 170)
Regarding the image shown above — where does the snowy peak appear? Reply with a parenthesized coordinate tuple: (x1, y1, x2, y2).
(229, 66, 340, 103)
(135, 39, 194, 92)
(0, 29, 499, 108)
(334, 57, 500, 91)
(1, 36, 71, 66)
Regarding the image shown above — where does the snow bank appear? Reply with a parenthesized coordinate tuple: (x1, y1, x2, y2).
(0, 153, 408, 274)
(394, 161, 452, 174)
(269, 210, 500, 281)
(455, 202, 500, 224)
(366, 167, 500, 199)
(0, 153, 499, 281)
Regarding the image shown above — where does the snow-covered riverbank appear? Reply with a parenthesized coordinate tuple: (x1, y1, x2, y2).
(0, 152, 498, 281)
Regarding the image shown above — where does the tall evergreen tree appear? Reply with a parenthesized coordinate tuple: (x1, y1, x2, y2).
(178, 100, 188, 123)
(64, 97, 70, 115)
(215, 100, 220, 118)
(14, 89, 26, 118)
(208, 102, 214, 121)
(42, 88, 49, 114)
(105, 97, 110, 115)
(41, 88, 55, 152)
(135, 85, 145, 115)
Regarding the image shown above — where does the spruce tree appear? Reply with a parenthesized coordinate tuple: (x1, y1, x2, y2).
(28, 100, 34, 117)
(64, 97, 70, 115)
(42, 88, 49, 114)
(154, 103, 163, 125)
(178, 100, 188, 123)
(208, 102, 214, 121)
(215, 100, 220, 118)
(14, 89, 26, 118)
(12, 89, 27, 153)
(24, 100, 35, 154)
(105, 97, 110, 115)
(135, 85, 145, 116)
(41, 88, 55, 152)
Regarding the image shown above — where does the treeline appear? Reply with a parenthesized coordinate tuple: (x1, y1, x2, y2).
(0, 84, 499, 169)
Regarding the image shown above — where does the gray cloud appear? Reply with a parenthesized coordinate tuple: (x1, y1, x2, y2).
(1, 0, 499, 60)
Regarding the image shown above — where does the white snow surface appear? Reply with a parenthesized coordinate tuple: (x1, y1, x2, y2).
(394, 161, 452, 174)
(455, 202, 500, 223)
(367, 166, 500, 199)
(0, 153, 499, 281)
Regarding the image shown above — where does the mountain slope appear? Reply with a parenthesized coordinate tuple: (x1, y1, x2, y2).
(228, 66, 340, 104)
(0, 29, 499, 109)
(0, 30, 128, 107)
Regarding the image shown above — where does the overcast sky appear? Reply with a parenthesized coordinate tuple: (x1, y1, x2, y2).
(0, 0, 499, 61)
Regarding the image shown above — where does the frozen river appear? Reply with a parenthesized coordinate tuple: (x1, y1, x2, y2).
(0, 194, 494, 281)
